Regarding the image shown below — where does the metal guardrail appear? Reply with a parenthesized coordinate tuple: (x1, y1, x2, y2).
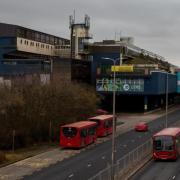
(89, 139, 152, 180)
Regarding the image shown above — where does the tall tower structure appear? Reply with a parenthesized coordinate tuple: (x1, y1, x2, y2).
(69, 14, 92, 60)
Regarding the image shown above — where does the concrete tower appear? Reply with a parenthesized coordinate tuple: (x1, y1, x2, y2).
(69, 14, 92, 60)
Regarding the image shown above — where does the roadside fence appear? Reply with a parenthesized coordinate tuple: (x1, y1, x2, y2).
(88, 139, 152, 180)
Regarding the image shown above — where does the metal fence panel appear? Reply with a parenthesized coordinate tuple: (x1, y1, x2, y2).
(88, 139, 152, 180)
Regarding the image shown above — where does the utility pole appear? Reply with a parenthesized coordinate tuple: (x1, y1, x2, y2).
(165, 72, 168, 128)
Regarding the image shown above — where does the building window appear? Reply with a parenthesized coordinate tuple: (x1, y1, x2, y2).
(50, 37, 54, 45)
(31, 32, 35, 40)
(59, 39, 62, 45)
(27, 31, 32, 39)
(30, 42, 34, 46)
(35, 32, 40, 41)
(54, 38, 58, 45)
(46, 36, 50, 44)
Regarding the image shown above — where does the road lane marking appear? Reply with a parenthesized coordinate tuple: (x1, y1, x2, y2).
(172, 176, 176, 179)
(87, 163, 92, 167)
(68, 174, 74, 178)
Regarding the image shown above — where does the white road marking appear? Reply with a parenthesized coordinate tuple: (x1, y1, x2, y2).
(172, 176, 176, 179)
(102, 156, 105, 159)
(87, 163, 92, 167)
(68, 174, 74, 178)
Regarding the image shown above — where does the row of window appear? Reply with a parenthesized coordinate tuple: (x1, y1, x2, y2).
(20, 39, 54, 50)
(55, 45, 70, 50)
(62, 126, 96, 138)
(17, 28, 69, 45)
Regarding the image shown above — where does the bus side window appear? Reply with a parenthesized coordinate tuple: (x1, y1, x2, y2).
(88, 126, 96, 135)
(104, 121, 109, 128)
(108, 120, 113, 127)
(80, 129, 87, 137)
(177, 135, 180, 147)
(104, 120, 112, 128)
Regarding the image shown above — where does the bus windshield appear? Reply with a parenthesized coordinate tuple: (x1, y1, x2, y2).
(62, 127, 77, 138)
(154, 136, 174, 151)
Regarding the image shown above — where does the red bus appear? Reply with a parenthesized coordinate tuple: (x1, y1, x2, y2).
(152, 127, 180, 160)
(60, 121, 97, 148)
(88, 115, 114, 137)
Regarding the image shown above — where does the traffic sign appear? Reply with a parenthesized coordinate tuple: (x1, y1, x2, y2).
(111, 65, 134, 72)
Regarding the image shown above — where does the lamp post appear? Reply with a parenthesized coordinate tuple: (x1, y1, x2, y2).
(102, 57, 119, 180)
(165, 72, 168, 128)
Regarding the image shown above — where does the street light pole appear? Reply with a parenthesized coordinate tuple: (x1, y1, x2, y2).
(165, 72, 168, 128)
(102, 57, 117, 180)
(112, 60, 116, 180)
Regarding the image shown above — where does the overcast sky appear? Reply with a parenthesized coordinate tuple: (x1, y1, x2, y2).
(1, 0, 180, 66)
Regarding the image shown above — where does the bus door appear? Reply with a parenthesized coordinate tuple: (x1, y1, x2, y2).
(80, 128, 88, 147)
(104, 119, 113, 135)
(176, 135, 180, 155)
(90, 119, 101, 136)
(88, 126, 97, 142)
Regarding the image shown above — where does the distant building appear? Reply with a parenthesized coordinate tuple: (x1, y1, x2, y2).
(0, 22, 71, 83)
(0, 22, 70, 59)
(0, 22, 92, 84)
(0, 17, 179, 112)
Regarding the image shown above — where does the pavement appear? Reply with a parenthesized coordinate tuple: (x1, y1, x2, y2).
(0, 106, 179, 180)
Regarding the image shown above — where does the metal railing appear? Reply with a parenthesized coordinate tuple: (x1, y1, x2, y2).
(89, 139, 152, 180)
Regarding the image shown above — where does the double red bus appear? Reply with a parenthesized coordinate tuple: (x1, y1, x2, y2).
(60, 121, 97, 148)
(88, 115, 114, 137)
(152, 127, 180, 160)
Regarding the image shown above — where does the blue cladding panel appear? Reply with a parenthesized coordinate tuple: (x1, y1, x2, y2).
(177, 72, 180, 93)
(143, 72, 177, 95)
(0, 37, 17, 58)
(0, 59, 50, 75)
(0, 37, 16, 47)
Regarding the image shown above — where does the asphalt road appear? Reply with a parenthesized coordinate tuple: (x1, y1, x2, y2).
(23, 109, 180, 180)
(131, 159, 180, 180)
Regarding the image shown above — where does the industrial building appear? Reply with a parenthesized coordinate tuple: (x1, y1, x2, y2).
(87, 38, 177, 111)
(0, 15, 179, 112)
(0, 21, 92, 84)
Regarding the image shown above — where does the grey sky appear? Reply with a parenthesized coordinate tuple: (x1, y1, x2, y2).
(1, 0, 180, 66)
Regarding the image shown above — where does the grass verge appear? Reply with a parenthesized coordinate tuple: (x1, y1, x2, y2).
(0, 142, 58, 167)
